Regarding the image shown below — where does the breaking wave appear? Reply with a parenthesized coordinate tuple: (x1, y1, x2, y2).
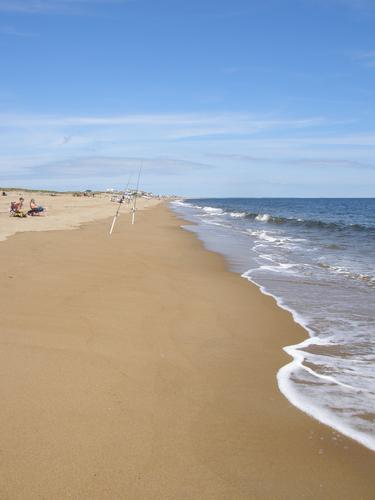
(188, 204, 375, 234)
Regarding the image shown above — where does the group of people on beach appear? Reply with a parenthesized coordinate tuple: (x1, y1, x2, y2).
(10, 197, 46, 218)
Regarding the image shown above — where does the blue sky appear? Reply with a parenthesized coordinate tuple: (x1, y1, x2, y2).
(0, 0, 375, 196)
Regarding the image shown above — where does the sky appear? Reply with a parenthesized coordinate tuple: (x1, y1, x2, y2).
(0, 0, 375, 196)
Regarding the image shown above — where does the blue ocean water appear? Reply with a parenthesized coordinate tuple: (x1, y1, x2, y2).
(171, 198, 375, 451)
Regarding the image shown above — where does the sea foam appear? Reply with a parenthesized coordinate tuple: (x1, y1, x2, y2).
(171, 197, 375, 452)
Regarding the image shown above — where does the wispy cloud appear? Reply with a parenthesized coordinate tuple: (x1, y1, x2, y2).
(208, 152, 375, 170)
(0, 155, 214, 181)
(0, 109, 372, 193)
(0, 0, 127, 14)
(319, 0, 375, 10)
(0, 112, 328, 142)
(221, 66, 245, 75)
(0, 25, 37, 36)
(353, 50, 375, 68)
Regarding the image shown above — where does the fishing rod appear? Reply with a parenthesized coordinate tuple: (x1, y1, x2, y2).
(109, 172, 133, 235)
(131, 164, 142, 225)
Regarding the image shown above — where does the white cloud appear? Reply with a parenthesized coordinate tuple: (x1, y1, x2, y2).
(0, 112, 327, 138)
(0, 110, 373, 193)
(208, 153, 375, 170)
(0, 155, 215, 181)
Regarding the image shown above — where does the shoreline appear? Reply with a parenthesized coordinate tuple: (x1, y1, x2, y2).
(173, 200, 375, 454)
(1, 203, 374, 498)
(242, 273, 375, 453)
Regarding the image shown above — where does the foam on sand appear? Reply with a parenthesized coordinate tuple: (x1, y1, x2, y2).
(242, 269, 375, 453)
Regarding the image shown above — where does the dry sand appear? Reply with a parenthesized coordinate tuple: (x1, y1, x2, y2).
(0, 189, 160, 242)
(0, 203, 374, 499)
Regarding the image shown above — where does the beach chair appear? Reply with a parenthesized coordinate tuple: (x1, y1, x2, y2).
(9, 201, 27, 218)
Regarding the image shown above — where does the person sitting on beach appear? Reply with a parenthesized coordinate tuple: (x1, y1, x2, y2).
(10, 197, 27, 217)
(28, 198, 46, 216)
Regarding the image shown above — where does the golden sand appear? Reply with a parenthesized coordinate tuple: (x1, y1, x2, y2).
(0, 189, 159, 242)
(0, 203, 374, 499)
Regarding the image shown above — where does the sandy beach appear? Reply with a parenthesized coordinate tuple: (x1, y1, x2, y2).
(1, 202, 374, 499)
(0, 190, 160, 241)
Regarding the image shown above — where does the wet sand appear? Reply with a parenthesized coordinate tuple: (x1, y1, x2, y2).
(0, 203, 374, 499)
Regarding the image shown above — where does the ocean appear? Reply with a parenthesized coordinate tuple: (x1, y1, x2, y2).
(171, 198, 375, 452)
